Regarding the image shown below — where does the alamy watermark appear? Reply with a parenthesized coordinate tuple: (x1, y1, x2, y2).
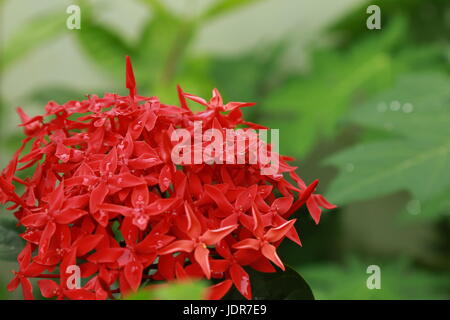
(366, 5, 381, 30)
(366, 265, 381, 290)
(170, 121, 280, 176)
(66, 265, 81, 289)
(66, 5, 81, 30)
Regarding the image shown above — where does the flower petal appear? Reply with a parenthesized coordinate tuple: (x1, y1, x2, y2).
(194, 245, 211, 279)
(88, 248, 126, 263)
(55, 208, 87, 224)
(89, 182, 109, 213)
(261, 243, 284, 271)
(158, 240, 195, 255)
(232, 238, 260, 251)
(264, 219, 296, 243)
(230, 264, 252, 300)
(200, 225, 237, 246)
(206, 280, 233, 300)
(38, 279, 59, 298)
(124, 261, 143, 292)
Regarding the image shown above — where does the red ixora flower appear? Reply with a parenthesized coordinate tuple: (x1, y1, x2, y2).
(0, 56, 336, 300)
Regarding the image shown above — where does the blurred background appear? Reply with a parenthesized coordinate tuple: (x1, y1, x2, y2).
(0, 0, 449, 299)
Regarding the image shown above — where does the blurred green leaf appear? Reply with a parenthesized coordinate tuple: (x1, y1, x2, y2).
(135, 8, 191, 90)
(211, 43, 286, 103)
(26, 86, 86, 105)
(154, 56, 215, 106)
(1, 12, 66, 72)
(331, 0, 449, 45)
(0, 218, 24, 262)
(400, 186, 450, 223)
(0, 279, 9, 300)
(301, 257, 450, 299)
(347, 72, 450, 140)
(0, 276, 17, 300)
(224, 266, 314, 300)
(260, 18, 411, 157)
(324, 73, 450, 212)
(76, 10, 134, 78)
(202, 0, 265, 20)
(125, 280, 207, 300)
(0, 99, 5, 160)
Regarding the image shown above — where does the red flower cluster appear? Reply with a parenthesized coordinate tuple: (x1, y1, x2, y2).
(0, 57, 335, 300)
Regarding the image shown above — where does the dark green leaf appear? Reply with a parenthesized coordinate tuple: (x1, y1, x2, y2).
(224, 266, 314, 300)
(211, 43, 286, 103)
(0, 218, 24, 262)
(260, 18, 412, 157)
(348, 72, 450, 139)
(400, 185, 450, 222)
(324, 73, 450, 214)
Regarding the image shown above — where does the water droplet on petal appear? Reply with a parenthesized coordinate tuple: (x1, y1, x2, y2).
(58, 153, 70, 162)
(240, 275, 250, 296)
(133, 122, 143, 131)
(94, 119, 105, 127)
(133, 214, 149, 230)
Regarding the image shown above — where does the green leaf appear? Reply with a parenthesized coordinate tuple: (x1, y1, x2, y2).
(76, 9, 134, 78)
(224, 266, 314, 300)
(135, 9, 190, 90)
(348, 72, 450, 140)
(26, 86, 86, 105)
(331, 0, 449, 45)
(139, 0, 169, 15)
(324, 72, 450, 210)
(211, 43, 286, 103)
(0, 279, 10, 300)
(259, 18, 417, 157)
(1, 12, 66, 72)
(0, 218, 24, 262)
(125, 280, 207, 300)
(400, 185, 450, 222)
(202, 0, 265, 20)
(152, 56, 215, 106)
(301, 257, 450, 300)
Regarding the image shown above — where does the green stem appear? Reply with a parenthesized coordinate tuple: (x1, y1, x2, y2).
(160, 22, 196, 84)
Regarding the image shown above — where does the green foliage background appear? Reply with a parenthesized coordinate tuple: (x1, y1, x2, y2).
(0, 0, 449, 299)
